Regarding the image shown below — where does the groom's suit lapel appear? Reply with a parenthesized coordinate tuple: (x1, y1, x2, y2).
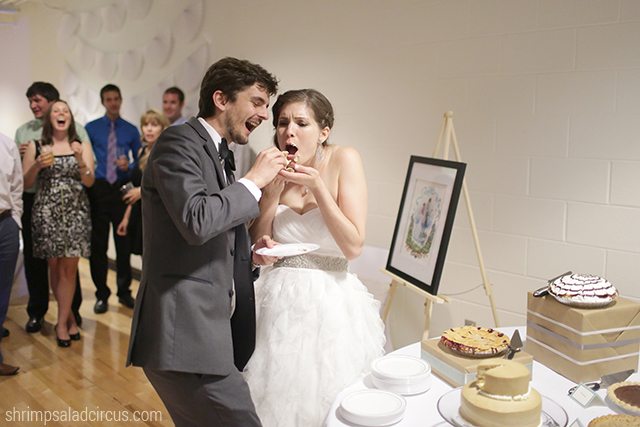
(186, 117, 227, 188)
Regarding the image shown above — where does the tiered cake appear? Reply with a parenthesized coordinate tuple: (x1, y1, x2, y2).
(459, 359, 541, 427)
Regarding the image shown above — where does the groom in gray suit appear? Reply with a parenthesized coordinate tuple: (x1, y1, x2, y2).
(126, 57, 287, 426)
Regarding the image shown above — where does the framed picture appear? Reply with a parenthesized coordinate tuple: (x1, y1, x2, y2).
(386, 156, 466, 296)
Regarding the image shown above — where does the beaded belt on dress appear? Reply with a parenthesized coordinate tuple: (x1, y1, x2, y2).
(273, 253, 348, 272)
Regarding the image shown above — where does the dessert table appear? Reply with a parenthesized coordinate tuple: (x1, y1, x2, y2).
(326, 326, 640, 427)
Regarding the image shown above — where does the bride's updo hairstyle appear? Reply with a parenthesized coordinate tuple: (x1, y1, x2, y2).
(272, 89, 335, 147)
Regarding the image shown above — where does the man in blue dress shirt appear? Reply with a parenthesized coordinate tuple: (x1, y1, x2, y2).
(85, 84, 141, 314)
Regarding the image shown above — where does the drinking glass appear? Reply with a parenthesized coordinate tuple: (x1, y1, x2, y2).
(116, 146, 129, 170)
(40, 144, 54, 167)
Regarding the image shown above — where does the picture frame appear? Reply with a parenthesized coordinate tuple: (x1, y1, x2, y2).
(386, 156, 466, 296)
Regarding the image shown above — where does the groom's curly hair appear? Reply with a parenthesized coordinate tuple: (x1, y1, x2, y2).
(198, 57, 279, 118)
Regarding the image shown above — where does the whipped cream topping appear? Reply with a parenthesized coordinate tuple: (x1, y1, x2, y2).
(549, 273, 617, 302)
(477, 385, 532, 401)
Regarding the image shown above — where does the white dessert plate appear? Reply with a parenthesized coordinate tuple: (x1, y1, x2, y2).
(339, 389, 406, 426)
(370, 355, 432, 395)
(372, 355, 431, 379)
(255, 243, 319, 257)
(436, 388, 568, 427)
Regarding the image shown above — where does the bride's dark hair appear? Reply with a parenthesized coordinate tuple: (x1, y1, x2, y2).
(271, 89, 334, 147)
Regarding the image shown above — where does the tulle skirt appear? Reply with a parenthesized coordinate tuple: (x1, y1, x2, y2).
(243, 265, 386, 427)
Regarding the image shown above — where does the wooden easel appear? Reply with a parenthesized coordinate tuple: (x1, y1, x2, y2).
(381, 271, 450, 342)
(382, 111, 500, 342)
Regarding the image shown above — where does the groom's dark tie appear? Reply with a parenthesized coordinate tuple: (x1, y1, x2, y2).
(219, 138, 236, 183)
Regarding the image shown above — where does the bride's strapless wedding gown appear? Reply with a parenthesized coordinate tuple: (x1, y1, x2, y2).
(244, 205, 385, 427)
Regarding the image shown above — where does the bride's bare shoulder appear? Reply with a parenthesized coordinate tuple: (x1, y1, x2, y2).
(331, 145, 362, 166)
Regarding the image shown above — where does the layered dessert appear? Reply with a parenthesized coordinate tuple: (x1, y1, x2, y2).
(460, 359, 541, 427)
(549, 273, 618, 308)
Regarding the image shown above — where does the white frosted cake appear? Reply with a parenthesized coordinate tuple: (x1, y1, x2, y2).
(460, 359, 541, 427)
(549, 273, 617, 308)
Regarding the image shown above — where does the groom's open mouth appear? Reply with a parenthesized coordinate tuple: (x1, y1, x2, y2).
(245, 118, 260, 133)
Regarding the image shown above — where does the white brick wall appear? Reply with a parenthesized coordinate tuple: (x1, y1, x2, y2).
(611, 162, 640, 206)
(493, 195, 566, 239)
(538, 0, 620, 28)
(376, 0, 640, 343)
(567, 203, 640, 251)
(622, 0, 640, 21)
(530, 158, 609, 202)
(527, 239, 606, 279)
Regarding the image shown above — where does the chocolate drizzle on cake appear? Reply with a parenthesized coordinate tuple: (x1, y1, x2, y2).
(548, 273, 618, 307)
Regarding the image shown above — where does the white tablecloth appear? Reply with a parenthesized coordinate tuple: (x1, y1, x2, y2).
(327, 326, 639, 427)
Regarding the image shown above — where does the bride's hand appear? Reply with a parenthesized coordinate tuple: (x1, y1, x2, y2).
(262, 176, 286, 201)
(279, 163, 321, 193)
(252, 235, 281, 266)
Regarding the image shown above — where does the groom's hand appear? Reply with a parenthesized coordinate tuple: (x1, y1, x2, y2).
(252, 235, 281, 266)
(244, 147, 288, 189)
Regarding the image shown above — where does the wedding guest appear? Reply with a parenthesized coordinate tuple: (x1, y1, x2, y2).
(85, 84, 141, 313)
(14, 81, 86, 333)
(0, 132, 22, 375)
(244, 89, 385, 426)
(127, 57, 287, 426)
(116, 110, 169, 255)
(162, 86, 187, 126)
(22, 100, 95, 347)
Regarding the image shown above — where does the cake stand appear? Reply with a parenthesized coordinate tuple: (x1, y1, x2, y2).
(436, 387, 568, 427)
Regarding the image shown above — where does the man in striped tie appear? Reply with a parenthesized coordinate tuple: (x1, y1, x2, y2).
(85, 84, 141, 314)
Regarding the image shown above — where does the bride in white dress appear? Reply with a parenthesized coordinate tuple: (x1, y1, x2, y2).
(244, 89, 385, 426)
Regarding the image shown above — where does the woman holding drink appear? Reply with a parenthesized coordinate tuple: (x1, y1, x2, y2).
(22, 100, 95, 347)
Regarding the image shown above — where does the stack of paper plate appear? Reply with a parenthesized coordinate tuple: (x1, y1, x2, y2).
(370, 355, 432, 395)
(339, 389, 406, 426)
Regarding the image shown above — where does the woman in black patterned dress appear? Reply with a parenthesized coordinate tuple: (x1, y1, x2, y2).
(22, 100, 95, 347)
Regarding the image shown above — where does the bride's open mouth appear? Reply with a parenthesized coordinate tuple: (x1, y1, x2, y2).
(284, 143, 299, 172)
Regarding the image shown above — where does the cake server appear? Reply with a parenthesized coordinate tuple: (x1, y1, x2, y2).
(505, 329, 523, 359)
(567, 369, 634, 395)
(532, 270, 572, 298)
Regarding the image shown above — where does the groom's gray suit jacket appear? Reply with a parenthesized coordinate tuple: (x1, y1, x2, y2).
(126, 117, 259, 374)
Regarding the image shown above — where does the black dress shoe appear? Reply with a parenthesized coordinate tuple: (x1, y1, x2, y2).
(93, 299, 108, 314)
(73, 311, 83, 327)
(1, 327, 9, 338)
(118, 294, 135, 309)
(25, 317, 43, 333)
(0, 363, 19, 376)
(69, 331, 81, 341)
